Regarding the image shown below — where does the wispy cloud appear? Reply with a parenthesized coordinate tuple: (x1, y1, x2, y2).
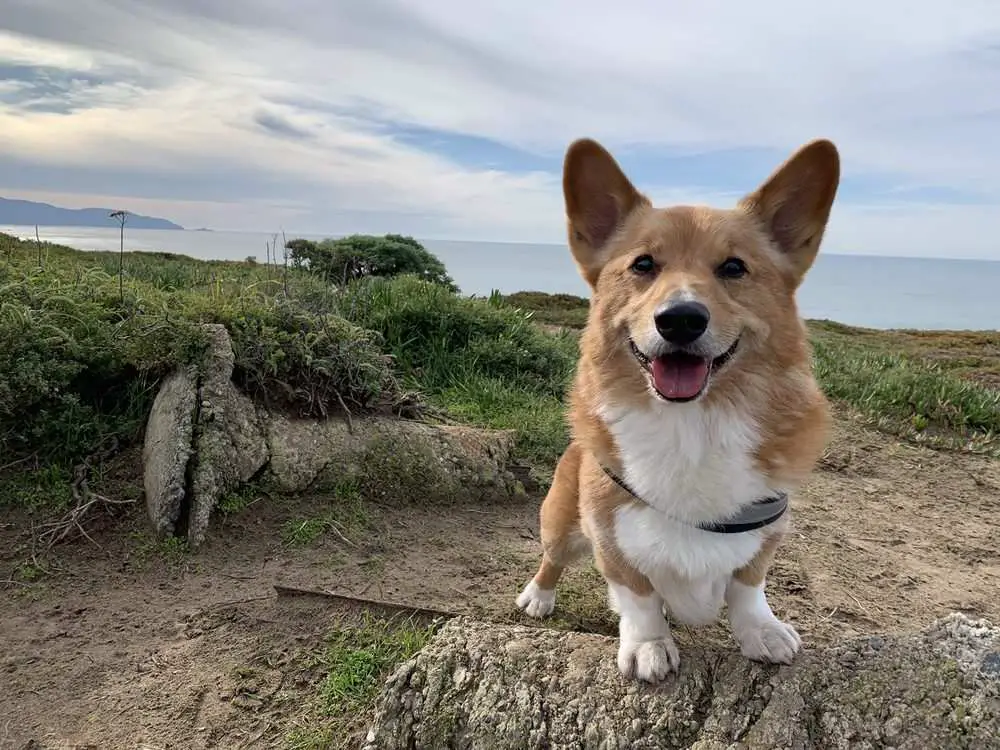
(0, 1, 997, 258)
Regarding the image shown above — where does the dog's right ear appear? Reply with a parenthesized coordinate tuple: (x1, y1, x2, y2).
(563, 138, 649, 288)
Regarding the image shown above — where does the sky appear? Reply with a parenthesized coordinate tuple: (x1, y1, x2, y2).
(1, 1, 999, 260)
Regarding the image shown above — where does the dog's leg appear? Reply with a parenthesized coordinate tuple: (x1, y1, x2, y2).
(725, 531, 801, 664)
(517, 444, 587, 618)
(597, 549, 680, 682)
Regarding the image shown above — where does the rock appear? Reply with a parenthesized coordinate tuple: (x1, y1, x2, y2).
(142, 323, 522, 547)
(142, 366, 198, 537)
(264, 413, 519, 501)
(363, 613, 1000, 750)
(186, 324, 269, 548)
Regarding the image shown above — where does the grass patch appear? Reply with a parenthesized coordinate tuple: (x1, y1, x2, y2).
(0, 464, 75, 510)
(0, 233, 395, 477)
(0, 234, 579, 505)
(501, 292, 1000, 454)
(127, 531, 192, 568)
(332, 278, 578, 467)
(218, 483, 264, 516)
(286, 612, 437, 750)
(280, 479, 371, 548)
(809, 322, 1000, 453)
(502, 290, 590, 329)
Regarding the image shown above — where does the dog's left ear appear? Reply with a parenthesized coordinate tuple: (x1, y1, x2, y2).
(739, 139, 840, 285)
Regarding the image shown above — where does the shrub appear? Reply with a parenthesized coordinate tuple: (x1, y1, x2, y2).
(286, 234, 457, 291)
(333, 275, 577, 397)
(0, 234, 397, 466)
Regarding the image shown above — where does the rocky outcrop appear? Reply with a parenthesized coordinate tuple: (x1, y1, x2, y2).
(363, 614, 1000, 750)
(142, 366, 198, 539)
(187, 324, 271, 548)
(142, 324, 522, 548)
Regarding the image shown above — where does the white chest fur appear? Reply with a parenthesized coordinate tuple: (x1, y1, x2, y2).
(598, 399, 780, 624)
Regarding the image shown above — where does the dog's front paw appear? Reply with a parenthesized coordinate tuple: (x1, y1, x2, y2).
(516, 580, 555, 618)
(733, 617, 801, 665)
(617, 636, 680, 683)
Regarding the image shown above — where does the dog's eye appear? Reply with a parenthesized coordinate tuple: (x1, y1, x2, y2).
(630, 254, 656, 275)
(716, 257, 748, 279)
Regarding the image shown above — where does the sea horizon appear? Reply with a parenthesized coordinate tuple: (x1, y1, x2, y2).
(4, 223, 1000, 332)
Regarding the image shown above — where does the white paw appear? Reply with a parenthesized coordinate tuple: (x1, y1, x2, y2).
(734, 617, 801, 665)
(617, 637, 681, 683)
(516, 580, 555, 618)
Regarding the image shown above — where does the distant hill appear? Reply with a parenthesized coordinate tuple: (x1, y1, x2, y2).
(0, 197, 184, 230)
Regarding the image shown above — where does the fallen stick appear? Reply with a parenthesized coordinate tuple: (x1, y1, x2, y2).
(272, 583, 457, 621)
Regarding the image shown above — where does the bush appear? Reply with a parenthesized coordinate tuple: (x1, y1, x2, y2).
(286, 234, 457, 291)
(334, 276, 576, 397)
(332, 277, 579, 465)
(0, 233, 580, 473)
(0, 234, 397, 466)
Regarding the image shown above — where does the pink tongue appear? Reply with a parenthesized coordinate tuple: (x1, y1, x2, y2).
(651, 355, 710, 400)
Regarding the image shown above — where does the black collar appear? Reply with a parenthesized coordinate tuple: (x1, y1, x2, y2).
(600, 464, 788, 534)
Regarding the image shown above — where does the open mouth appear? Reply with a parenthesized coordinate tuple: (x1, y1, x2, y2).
(628, 337, 740, 402)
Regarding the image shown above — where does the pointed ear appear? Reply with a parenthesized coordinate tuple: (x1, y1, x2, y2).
(563, 138, 649, 287)
(739, 139, 840, 284)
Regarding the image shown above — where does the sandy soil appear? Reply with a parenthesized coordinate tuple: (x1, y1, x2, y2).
(2, 409, 999, 749)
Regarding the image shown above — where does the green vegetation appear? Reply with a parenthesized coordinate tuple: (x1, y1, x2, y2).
(501, 290, 1000, 454)
(503, 290, 590, 329)
(340, 279, 577, 466)
(286, 612, 437, 750)
(0, 232, 574, 508)
(281, 479, 370, 548)
(0, 234, 395, 474)
(3, 230, 997, 503)
(809, 322, 1000, 452)
(286, 233, 457, 291)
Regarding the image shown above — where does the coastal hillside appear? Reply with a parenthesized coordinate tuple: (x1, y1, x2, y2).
(1, 232, 998, 749)
(0, 196, 183, 230)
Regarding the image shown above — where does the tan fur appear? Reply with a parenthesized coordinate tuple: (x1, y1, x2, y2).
(519, 136, 840, 674)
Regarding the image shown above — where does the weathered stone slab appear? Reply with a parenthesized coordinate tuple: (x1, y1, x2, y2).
(142, 365, 197, 537)
(364, 614, 1000, 750)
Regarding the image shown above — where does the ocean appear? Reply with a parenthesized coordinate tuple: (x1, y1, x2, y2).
(4, 224, 999, 331)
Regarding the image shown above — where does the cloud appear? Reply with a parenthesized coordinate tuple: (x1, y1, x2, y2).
(0, 0, 996, 258)
(252, 110, 316, 142)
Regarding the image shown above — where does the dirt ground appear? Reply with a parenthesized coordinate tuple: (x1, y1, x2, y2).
(2, 409, 999, 750)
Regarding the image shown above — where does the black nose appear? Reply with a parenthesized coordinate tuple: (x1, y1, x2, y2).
(654, 301, 710, 345)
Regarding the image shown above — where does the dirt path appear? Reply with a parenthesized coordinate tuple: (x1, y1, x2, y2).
(2, 411, 999, 749)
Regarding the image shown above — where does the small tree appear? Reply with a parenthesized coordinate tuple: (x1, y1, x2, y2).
(285, 234, 457, 291)
(109, 210, 128, 301)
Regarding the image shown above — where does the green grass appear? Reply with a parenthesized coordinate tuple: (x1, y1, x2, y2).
(279, 479, 371, 548)
(0, 234, 577, 498)
(809, 322, 1000, 453)
(502, 290, 590, 329)
(3, 232, 998, 516)
(333, 279, 578, 467)
(0, 233, 395, 475)
(286, 612, 437, 750)
(507, 291, 1000, 454)
(0, 464, 75, 509)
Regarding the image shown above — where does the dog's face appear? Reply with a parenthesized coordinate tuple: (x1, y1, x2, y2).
(564, 138, 840, 404)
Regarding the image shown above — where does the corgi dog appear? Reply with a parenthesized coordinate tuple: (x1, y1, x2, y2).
(516, 137, 839, 683)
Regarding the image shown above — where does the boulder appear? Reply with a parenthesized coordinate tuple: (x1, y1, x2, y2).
(142, 324, 521, 548)
(363, 613, 1000, 750)
(142, 365, 198, 537)
(264, 412, 519, 501)
(186, 323, 269, 548)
